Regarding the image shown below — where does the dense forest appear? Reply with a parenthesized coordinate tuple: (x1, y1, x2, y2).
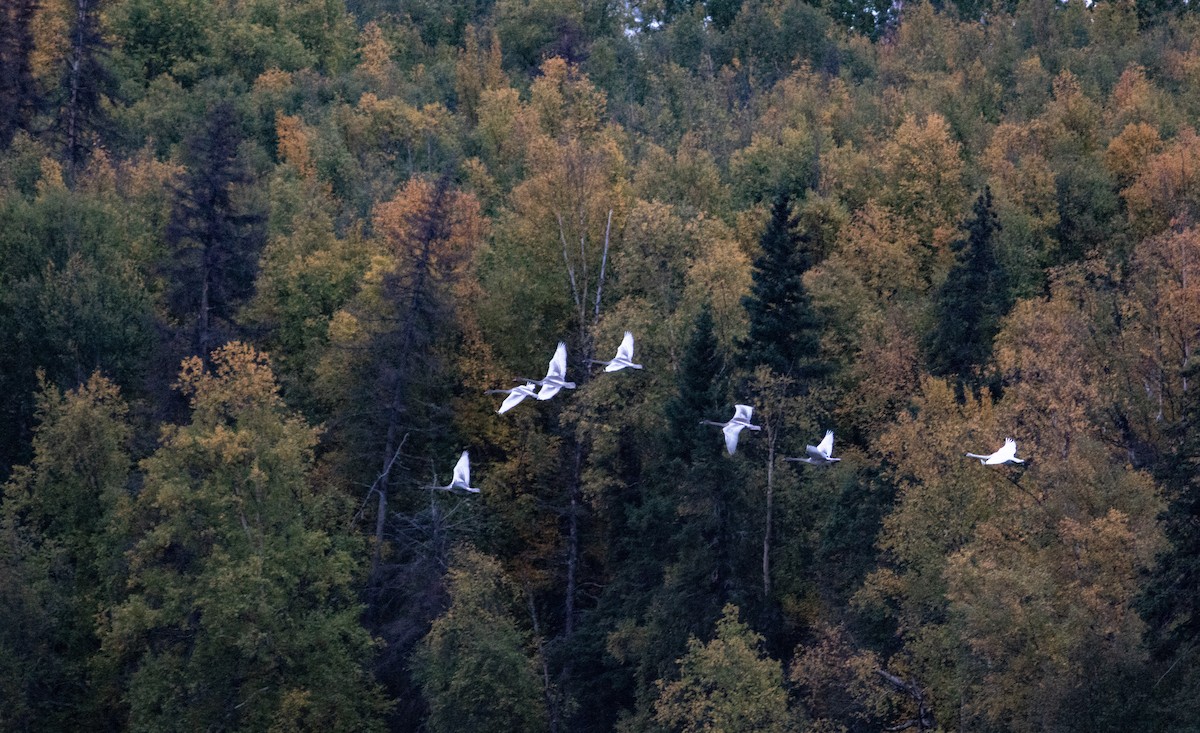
(1, 0, 1199, 729)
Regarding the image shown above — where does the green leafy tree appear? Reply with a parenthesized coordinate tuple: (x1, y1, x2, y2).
(495, 0, 586, 74)
(413, 546, 548, 733)
(245, 181, 370, 413)
(707, 0, 743, 29)
(0, 172, 154, 473)
(726, 0, 833, 84)
(879, 112, 966, 250)
(862, 370, 1165, 730)
(106, 0, 214, 82)
(99, 343, 388, 732)
(0, 373, 132, 731)
(0, 511, 62, 731)
(652, 604, 795, 733)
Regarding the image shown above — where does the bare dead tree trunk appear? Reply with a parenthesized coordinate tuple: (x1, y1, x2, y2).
(556, 208, 613, 639)
(592, 210, 612, 323)
(755, 374, 787, 600)
(369, 182, 447, 584)
(877, 668, 936, 731)
(64, 0, 87, 173)
(552, 206, 614, 717)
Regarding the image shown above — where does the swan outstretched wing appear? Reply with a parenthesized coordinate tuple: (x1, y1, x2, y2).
(452, 451, 471, 488)
(498, 390, 527, 413)
(546, 342, 568, 380)
(723, 423, 744, 455)
(816, 430, 835, 459)
(617, 332, 635, 361)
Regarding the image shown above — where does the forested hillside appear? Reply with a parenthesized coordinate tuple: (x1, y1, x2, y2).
(1, 0, 1198, 729)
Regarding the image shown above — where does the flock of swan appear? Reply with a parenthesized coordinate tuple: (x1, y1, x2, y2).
(430, 333, 1025, 493)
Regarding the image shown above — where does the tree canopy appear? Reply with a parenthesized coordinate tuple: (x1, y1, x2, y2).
(1, 0, 1198, 730)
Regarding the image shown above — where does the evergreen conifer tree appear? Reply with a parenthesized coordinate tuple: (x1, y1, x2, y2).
(166, 102, 266, 361)
(57, 0, 114, 174)
(0, 0, 38, 148)
(925, 186, 1009, 392)
(1142, 360, 1200, 724)
(631, 303, 759, 693)
(738, 192, 824, 383)
(667, 302, 749, 605)
(667, 302, 727, 460)
(566, 304, 742, 732)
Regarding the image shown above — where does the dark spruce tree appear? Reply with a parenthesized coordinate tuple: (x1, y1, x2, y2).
(56, 0, 114, 175)
(0, 0, 38, 148)
(668, 302, 728, 460)
(738, 192, 825, 384)
(647, 302, 758, 674)
(925, 186, 1009, 395)
(579, 303, 762, 731)
(1142, 360, 1200, 726)
(562, 303, 738, 733)
(165, 102, 265, 362)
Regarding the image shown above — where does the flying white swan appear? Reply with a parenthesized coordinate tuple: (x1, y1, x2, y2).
(589, 331, 643, 372)
(486, 382, 539, 414)
(428, 451, 480, 493)
(518, 342, 577, 401)
(966, 437, 1025, 466)
(786, 430, 841, 466)
(700, 404, 761, 455)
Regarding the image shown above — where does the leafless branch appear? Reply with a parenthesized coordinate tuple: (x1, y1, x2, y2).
(593, 209, 613, 323)
(557, 212, 581, 312)
(351, 434, 409, 527)
(876, 668, 935, 731)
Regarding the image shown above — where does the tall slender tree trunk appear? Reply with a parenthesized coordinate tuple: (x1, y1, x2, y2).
(763, 438, 775, 598)
(526, 585, 560, 733)
(65, 0, 87, 172)
(565, 442, 583, 636)
(559, 209, 611, 637)
(198, 265, 210, 361)
(372, 386, 406, 580)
